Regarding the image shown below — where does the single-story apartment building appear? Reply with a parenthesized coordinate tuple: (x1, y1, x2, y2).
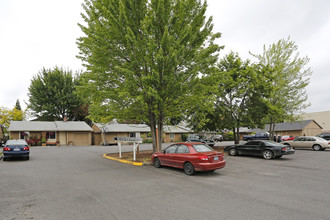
(240, 119, 322, 139)
(92, 123, 193, 145)
(163, 125, 191, 143)
(92, 123, 151, 145)
(8, 121, 93, 146)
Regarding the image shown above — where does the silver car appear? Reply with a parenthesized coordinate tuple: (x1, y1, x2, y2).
(282, 136, 330, 151)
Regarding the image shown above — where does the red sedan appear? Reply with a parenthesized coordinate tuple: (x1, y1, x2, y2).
(151, 142, 226, 175)
(281, 135, 295, 141)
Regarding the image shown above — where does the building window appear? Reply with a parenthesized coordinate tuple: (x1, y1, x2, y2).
(46, 131, 56, 139)
(170, 133, 175, 139)
(129, 132, 136, 137)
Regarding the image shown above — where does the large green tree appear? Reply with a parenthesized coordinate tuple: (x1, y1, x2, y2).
(28, 67, 86, 121)
(250, 37, 312, 138)
(77, 0, 221, 152)
(187, 52, 269, 144)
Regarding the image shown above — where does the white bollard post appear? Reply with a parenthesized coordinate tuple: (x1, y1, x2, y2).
(133, 142, 137, 161)
(118, 142, 122, 158)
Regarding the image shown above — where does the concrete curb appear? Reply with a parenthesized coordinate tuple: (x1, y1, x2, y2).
(103, 154, 149, 166)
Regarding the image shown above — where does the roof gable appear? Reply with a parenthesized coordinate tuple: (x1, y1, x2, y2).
(95, 123, 150, 132)
(163, 125, 192, 133)
(250, 120, 322, 132)
(54, 121, 93, 131)
(94, 123, 192, 133)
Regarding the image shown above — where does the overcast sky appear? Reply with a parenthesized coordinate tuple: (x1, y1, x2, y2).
(1, 0, 329, 113)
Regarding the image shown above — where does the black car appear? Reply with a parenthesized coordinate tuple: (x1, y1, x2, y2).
(3, 140, 30, 161)
(316, 133, 330, 141)
(187, 134, 215, 147)
(224, 140, 295, 160)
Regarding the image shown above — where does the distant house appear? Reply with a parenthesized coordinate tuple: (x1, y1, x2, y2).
(163, 125, 191, 143)
(8, 121, 93, 146)
(92, 123, 192, 145)
(92, 123, 150, 145)
(240, 120, 322, 139)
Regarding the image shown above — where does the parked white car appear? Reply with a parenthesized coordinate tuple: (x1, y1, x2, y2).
(282, 136, 330, 151)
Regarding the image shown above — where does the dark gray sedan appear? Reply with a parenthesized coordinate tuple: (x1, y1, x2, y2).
(224, 140, 295, 159)
(3, 140, 30, 161)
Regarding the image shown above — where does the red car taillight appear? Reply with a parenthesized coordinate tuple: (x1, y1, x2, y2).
(282, 147, 288, 151)
(198, 155, 209, 161)
(3, 147, 11, 151)
(23, 146, 29, 151)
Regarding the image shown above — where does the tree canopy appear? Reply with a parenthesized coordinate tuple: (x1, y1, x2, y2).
(0, 106, 25, 135)
(15, 99, 22, 111)
(77, 0, 222, 151)
(187, 52, 268, 144)
(250, 37, 311, 137)
(187, 37, 311, 142)
(28, 67, 87, 121)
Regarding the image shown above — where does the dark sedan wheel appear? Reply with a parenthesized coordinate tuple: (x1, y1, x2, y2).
(312, 144, 322, 151)
(184, 162, 195, 175)
(229, 148, 238, 156)
(153, 158, 162, 168)
(263, 150, 273, 160)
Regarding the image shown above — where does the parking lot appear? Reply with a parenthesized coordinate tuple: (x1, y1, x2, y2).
(1, 145, 330, 220)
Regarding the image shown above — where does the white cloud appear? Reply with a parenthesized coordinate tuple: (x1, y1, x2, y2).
(1, 0, 330, 113)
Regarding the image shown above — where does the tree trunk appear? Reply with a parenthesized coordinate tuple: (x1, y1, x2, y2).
(235, 126, 240, 144)
(269, 120, 276, 141)
(157, 120, 163, 152)
(233, 128, 238, 144)
(148, 115, 158, 152)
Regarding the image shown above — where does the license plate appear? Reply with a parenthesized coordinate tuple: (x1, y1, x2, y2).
(214, 156, 219, 161)
(14, 148, 20, 151)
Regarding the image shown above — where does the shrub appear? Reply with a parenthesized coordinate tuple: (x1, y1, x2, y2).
(143, 138, 153, 143)
(181, 133, 188, 141)
(223, 132, 234, 141)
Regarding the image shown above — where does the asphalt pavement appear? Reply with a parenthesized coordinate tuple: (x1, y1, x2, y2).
(1, 144, 330, 220)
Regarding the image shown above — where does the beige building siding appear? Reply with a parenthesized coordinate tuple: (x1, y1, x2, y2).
(10, 130, 92, 146)
(73, 132, 91, 146)
(58, 131, 92, 146)
(58, 132, 67, 146)
(278, 130, 301, 137)
(302, 121, 322, 136)
(300, 111, 330, 132)
(9, 131, 20, 139)
(93, 133, 102, 145)
(92, 124, 102, 133)
(163, 133, 182, 143)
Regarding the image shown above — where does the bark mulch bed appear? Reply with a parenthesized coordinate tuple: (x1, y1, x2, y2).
(106, 146, 224, 163)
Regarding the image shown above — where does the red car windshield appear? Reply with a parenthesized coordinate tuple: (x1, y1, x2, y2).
(192, 144, 213, 152)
